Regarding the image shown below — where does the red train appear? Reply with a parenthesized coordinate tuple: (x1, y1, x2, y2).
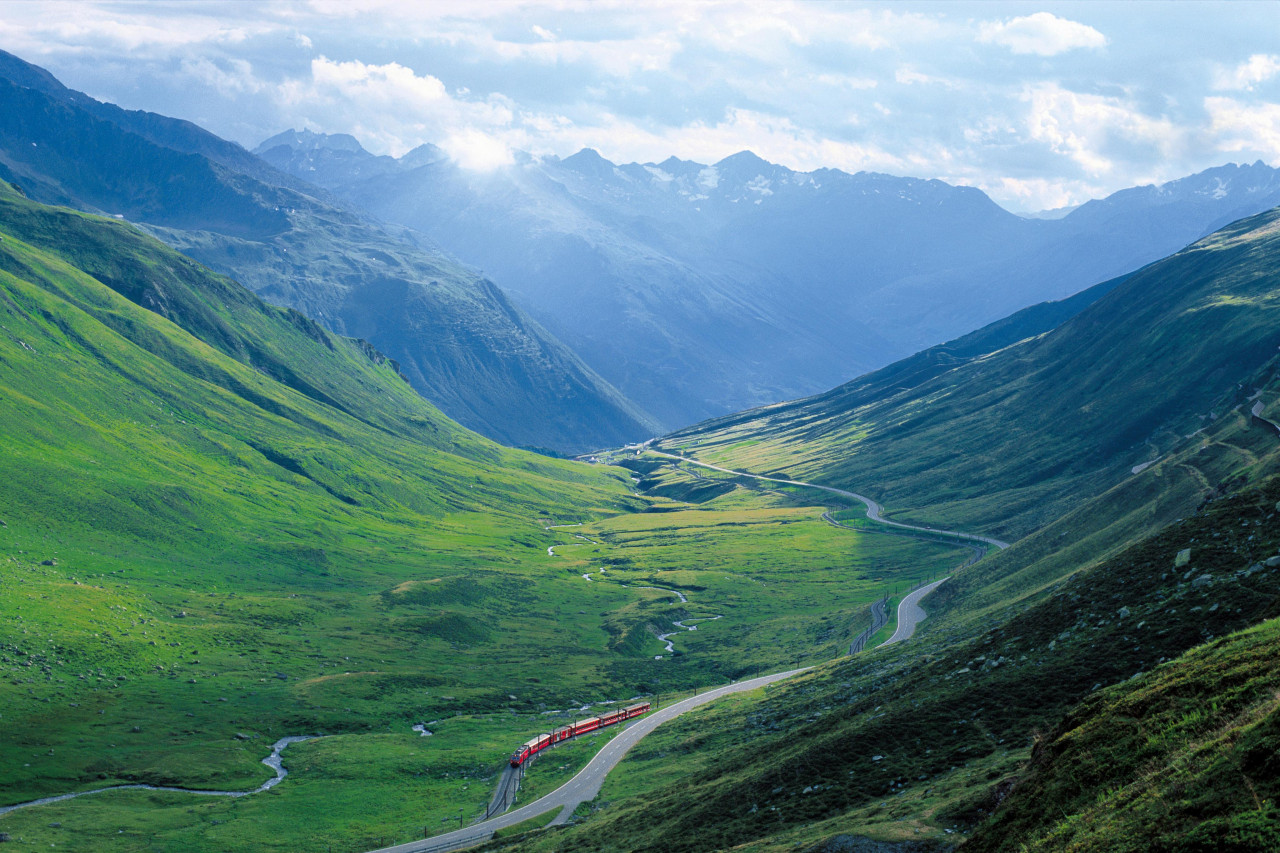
(509, 701, 651, 767)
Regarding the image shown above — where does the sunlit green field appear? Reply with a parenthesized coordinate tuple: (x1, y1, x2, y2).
(0, 450, 968, 851)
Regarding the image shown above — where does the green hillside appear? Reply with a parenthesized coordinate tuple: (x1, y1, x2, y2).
(0, 184, 949, 850)
(962, 616, 1280, 853)
(459, 206, 1280, 852)
(0, 182, 643, 819)
(666, 207, 1280, 541)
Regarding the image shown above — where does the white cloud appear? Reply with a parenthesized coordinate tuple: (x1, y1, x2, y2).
(978, 12, 1106, 56)
(0, 5, 268, 55)
(1213, 54, 1280, 91)
(419, 22, 681, 77)
(179, 57, 263, 96)
(977, 176, 1097, 213)
(309, 56, 449, 108)
(1205, 96, 1280, 158)
(1022, 83, 1179, 177)
(275, 56, 517, 160)
(894, 67, 957, 88)
(811, 73, 877, 91)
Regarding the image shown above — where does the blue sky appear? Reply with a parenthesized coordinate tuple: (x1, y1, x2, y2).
(2, 1, 1279, 211)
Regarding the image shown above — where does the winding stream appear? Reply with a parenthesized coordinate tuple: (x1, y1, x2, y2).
(654, 616, 724, 656)
(0, 736, 316, 817)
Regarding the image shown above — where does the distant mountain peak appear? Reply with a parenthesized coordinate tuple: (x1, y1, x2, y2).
(255, 129, 367, 156)
(654, 155, 705, 176)
(715, 150, 772, 172)
(400, 142, 447, 169)
(560, 147, 622, 180)
(1067, 160, 1280, 224)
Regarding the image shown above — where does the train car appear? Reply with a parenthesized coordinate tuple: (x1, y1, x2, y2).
(509, 732, 552, 767)
(623, 701, 651, 719)
(571, 716, 601, 736)
(597, 708, 626, 727)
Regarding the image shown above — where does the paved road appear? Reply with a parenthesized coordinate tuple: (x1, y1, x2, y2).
(881, 578, 949, 646)
(648, 451, 1009, 550)
(1251, 400, 1280, 436)
(379, 445, 988, 851)
(367, 668, 810, 853)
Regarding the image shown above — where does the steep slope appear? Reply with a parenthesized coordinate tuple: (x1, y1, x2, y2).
(259, 131, 1280, 430)
(0, 50, 656, 452)
(961, 616, 1280, 853)
(490, 198, 1280, 853)
(666, 204, 1280, 542)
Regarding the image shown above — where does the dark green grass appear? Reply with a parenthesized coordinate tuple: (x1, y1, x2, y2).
(962, 616, 1280, 853)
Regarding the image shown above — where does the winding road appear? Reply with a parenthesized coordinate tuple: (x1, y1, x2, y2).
(1251, 400, 1280, 437)
(882, 579, 950, 646)
(5, 448, 997, 843)
(649, 452, 1002, 650)
(647, 451, 1009, 550)
(368, 668, 810, 853)
(389, 447, 1000, 851)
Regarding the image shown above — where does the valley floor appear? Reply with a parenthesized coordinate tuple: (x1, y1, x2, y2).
(0, 450, 971, 851)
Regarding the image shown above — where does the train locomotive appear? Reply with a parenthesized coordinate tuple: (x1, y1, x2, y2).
(509, 701, 651, 767)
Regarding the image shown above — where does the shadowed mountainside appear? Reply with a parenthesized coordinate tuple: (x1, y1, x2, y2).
(259, 130, 1280, 430)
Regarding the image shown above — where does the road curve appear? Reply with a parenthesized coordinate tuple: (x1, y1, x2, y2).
(367, 668, 810, 853)
(881, 578, 949, 646)
(1251, 400, 1280, 436)
(647, 451, 1009, 550)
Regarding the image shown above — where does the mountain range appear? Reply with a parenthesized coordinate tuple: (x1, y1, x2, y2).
(258, 129, 1280, 430)
(0, 49, 656, 453)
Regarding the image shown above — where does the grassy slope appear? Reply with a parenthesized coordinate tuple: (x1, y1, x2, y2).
(0, 186, 634, 842)
(961, 616, 1280, 853)
(475, 208, 1280, 852)
(666, 207, 1280, 542)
